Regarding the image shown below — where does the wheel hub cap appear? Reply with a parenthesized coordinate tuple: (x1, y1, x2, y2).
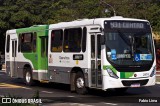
(76, 77, 84, 88)
(26, 72, 31, 83)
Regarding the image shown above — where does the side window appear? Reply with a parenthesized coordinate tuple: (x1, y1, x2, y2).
(51, 30, 63, 52)
(18, 34, 21, 52)
(33, 32, 37, 52)
(97, 35, 101, 59)
(12, 40, 17, 57)
(41, 37, 48, 57)
(64, 28, 82, 52)
(6, 35, 10, 53)
(21, 33, 33, 52)
(91, 35, 95, 58)
(82, 27, 87, 52)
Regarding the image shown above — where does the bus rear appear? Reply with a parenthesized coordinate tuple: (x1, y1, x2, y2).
(102, 20, 156, 90)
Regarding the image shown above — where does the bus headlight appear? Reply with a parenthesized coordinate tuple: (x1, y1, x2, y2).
(150, 66, 156, 77)
(107, 68, 119, 79)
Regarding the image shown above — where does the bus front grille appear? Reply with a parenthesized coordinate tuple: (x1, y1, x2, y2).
(122, 79, 149, 86)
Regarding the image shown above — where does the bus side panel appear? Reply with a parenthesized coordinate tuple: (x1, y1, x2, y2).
(5, 32, 19, 77)
(48, 66, 70, 84)
(5, 61, 10, 76)
(16, 25, 49, 81)
(48, 26, 89, 86)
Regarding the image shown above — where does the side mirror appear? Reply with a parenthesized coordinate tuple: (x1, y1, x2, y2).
(100, 35, 105, 45)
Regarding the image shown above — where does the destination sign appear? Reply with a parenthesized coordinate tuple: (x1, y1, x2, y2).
(110, 22, 144, 29)
(104, 21, 149, 30)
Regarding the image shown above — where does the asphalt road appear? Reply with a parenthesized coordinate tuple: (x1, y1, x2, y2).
(0, 71, 160, 106)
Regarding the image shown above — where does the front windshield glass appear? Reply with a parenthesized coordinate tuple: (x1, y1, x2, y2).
(104, 21, 154, 67)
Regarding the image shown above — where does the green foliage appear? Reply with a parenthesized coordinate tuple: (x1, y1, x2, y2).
(0, 0, 160, 52)
(0, 0, 160, 30)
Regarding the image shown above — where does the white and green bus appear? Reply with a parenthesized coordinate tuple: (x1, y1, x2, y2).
(5, 16, 156, 94)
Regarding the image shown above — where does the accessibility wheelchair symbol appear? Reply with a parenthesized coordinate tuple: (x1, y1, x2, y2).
(134, 54, 140, 62)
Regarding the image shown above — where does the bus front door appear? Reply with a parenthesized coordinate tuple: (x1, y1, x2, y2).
(10, 39, 17, 77)
(91, 34, 102, 88)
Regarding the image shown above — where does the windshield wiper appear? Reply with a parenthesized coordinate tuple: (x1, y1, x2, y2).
(129, 35, 135, 60)
(117, 30, 131, 46)
(117, 30, 136, 60)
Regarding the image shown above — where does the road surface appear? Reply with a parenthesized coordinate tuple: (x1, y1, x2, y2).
(0, 71, 160, 106)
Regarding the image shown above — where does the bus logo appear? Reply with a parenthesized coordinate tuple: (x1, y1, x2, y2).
(2, 98, 11, 103)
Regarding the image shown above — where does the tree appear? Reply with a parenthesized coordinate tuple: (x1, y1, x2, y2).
(0, 0, 160, 53)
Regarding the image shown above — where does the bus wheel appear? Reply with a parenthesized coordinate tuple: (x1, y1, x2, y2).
(75, 72, 87, 94)
(24, 68, 34, 86)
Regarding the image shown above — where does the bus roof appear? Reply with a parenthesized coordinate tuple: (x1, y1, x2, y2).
(6, 16, 149, 34)
(6, 25, 49, 34)
(49, 16, 149, 29)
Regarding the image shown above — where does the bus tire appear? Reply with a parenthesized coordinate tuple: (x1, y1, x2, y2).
(24, 68, 34, 86)
(75, 71, 87, 94)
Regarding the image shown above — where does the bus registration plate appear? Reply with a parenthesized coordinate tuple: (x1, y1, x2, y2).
(131, 83, 140, 87)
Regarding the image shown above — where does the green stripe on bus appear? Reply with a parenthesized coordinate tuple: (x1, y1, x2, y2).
(120, 72, 134, 79)
(103, 65, 117, 74)
(16, 25, 49, 70)
(103, 65, 134, 79)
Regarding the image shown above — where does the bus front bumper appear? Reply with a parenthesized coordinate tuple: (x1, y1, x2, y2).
(102, 75, 156, 90)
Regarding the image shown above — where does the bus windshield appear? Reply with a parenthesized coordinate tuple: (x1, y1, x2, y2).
(104, 21, 154, 68)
